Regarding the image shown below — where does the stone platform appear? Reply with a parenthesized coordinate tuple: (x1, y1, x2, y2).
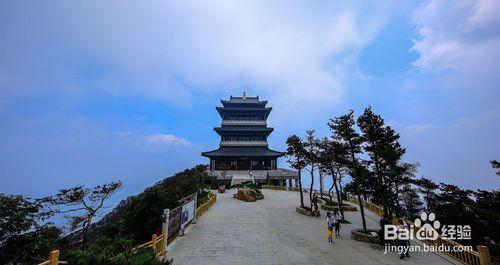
(166, 190, 459, 265)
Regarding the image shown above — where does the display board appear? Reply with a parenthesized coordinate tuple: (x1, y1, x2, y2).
(181, 199, 196, 229)
(168, 206, 181, 240)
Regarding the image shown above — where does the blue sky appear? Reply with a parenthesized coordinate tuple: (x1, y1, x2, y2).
(1, 0, 499, 202)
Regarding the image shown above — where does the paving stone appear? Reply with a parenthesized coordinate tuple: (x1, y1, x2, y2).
(166, 190, 458, 265)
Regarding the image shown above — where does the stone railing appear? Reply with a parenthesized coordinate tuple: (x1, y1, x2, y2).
(219, 141, 268, 147)
(221, 120, 267, 126)
(262, 185, 300, 192)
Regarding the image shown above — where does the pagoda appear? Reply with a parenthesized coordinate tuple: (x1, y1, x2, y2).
(202, 92, 298, 187)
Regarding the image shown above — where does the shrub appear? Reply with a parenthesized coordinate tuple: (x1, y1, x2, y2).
(66, 236, 172, 265)
(87, 165, 208, 244)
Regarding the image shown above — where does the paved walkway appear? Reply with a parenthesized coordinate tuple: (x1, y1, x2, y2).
(167, 189, 457, 265)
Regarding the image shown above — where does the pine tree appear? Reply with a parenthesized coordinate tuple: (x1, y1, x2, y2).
(357, 106, 405, 217)
(318, 137, 348, 218)
(400, 184, 423, 220)
(286, 135, 307, 208)
(329, 111, 368, 232)
(491, 160, 500, 175)
(304, 130, 319, 209)
(416, 177, 439, 212)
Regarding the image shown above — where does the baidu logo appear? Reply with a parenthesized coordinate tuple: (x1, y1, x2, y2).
(384, 212, 471, 241)
(414, 212, 440, 240)
(384, 212, 440, 241)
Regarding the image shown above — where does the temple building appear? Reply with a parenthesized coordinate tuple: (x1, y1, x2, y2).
(202, 93, 298, 187)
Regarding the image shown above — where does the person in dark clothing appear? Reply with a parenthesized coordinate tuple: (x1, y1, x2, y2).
(379, 214, 389, 249)
(312, 194, 320, 218)
(397, 218, 410, 259)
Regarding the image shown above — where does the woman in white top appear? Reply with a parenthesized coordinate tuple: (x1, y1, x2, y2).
(326, 212, 334, 243)
(333, 209, 341, 238)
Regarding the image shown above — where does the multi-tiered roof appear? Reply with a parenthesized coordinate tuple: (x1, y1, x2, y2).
(202, 93, 283, 165)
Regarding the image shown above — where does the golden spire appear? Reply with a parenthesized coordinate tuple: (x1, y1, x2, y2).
(243, 91, 247, 101)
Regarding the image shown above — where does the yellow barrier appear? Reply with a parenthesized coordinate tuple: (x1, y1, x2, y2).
(38, 250, 68, 265)
(39, 192, 218, 264)
(196, 192, 217, 220)
(134, 192, 217, 256)
(132, 233, 165, 256)
(346, 194, 492, 265)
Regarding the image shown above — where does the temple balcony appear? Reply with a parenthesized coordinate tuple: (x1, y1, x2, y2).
(219, 140, 268, 147)
(221, 120, 267, 126)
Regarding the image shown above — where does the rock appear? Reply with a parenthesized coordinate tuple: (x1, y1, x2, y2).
(234, 189, 263, 202)
(351, 228, 380, 244)
(296, 206, 314, 216)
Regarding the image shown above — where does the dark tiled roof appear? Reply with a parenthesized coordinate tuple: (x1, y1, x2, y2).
(201, 147, 284, 157)
(216, 106, 272, 112)
(214, 127, 273, 132)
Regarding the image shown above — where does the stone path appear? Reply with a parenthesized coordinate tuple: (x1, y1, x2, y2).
(167, 189, 458, 265)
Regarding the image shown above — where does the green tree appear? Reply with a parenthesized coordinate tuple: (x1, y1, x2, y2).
(286, 135, 307, 208)
(329, 111, 368, 232)
(388, 162, 417, 216)
(304, 130, 319, 209)
(400, 184, 423, 220)
(93, 166, 205, 245)
(41, 182, 122, 249)
(0, 194, 61, 264)
(434, 183, 474, 228)
(415, 177, 439, 212)
(357, 106, 405, 217)
(491, 160, 500, 175)
(472, 189, 500, 256)
(318, 137, 348, 218)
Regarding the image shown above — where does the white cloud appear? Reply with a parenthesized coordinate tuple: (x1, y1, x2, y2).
(115, 131, 191, 146)
(412, 0, 500, 75)
(404, 123, 434, 135)
(0, 1, 391, 119)
(145, 134, 191, 146)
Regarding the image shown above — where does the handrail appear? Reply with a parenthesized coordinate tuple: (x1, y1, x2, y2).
(38, 192, 218, 264)
(37, 250, 68, 265)
(262, 185, 300, 192)
(345, 194, 492, 265)
(196, 192, 217, 219)
(134, 191, 217, 256)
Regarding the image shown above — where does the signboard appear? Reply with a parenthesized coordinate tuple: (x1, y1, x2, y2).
(181, 199, 196, 229)
(168, 206, 181, 240)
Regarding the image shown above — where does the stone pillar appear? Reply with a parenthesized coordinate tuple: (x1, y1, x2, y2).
(162, 209, 170, 254)
(192, 195, 197, 224)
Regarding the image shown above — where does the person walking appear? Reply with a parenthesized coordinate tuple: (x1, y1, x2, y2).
(326, 212, 334, 243)
(333, 209, 341, 238)
(401, 218, 410, 258)
(379, 215, 389, 249)
(312, 194, 320, 218)
(396, 219, 409, 259)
